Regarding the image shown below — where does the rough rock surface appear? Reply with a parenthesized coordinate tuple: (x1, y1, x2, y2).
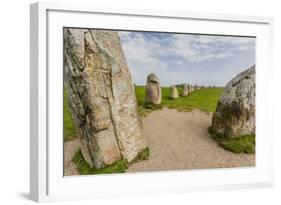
(145, 73, 162, 104)
(170, 86, 179, 99)
(64, 28, 147, 168)
(182, 83, 188, 96)
(211, 65, 255, 138)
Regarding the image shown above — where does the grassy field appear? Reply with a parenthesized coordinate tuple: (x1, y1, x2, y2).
(135, 86, 224, 117)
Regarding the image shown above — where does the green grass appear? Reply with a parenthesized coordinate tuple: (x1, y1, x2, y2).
(72, 150, 128, 175)
(72, 148, 150, 175)
(63, 88, 77, 142)
(135, 86, 224, 117)
(208, 127, 255, 154)
(220, 135, 255, 154)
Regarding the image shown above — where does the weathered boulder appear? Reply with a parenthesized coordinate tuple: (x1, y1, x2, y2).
(64, 28, 147, 169)
(145, 73, 162, 104)
(170, 86, 179, 99)
(182, 83, 188, 96)
(211, 65, 255, 138)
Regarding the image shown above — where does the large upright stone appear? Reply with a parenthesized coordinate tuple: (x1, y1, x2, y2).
(64, 28, 147, 169)
(182, 83, 188, 96)
(170, 86, 179, 99)
(145, 73, 162, 104)
(211, 65, 255, 138)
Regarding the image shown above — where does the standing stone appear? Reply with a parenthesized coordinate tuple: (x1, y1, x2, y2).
(211, 65, 255, 138)
(182, 83, 188, 96)
(187, 84, 192, 93)
(145, 73, 162, 104)
(170, 85, 179, 99)
(64, 28, 147, 169)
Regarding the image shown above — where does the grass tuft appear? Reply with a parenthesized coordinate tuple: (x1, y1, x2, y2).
(220, 135, 255, 154)
(129, 147, 150, 164)
(72, 148, 150, 174)
(72, 150, 128, 175)
(137, 103, 164, 117)
(208, 126, 255, 154)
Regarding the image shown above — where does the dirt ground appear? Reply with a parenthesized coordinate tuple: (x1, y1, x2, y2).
(64, 108, 255, 175)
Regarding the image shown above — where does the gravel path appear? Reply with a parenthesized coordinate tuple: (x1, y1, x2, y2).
(127, 108, 255, 173)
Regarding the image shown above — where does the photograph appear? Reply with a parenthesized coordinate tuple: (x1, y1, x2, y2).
(63, 28, 256, 176)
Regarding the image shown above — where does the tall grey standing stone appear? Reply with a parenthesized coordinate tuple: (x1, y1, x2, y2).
(145, 73, 162, 104)
(64, 28, 147, 169)
(211, 65, 255, 138)
(182, 83, 188, 96)
(170, 86, 179, 99)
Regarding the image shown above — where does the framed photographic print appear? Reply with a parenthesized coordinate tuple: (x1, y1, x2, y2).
(30, 2, 274, 202)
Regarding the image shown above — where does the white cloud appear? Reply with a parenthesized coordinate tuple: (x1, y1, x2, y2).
(120, 31, 255, 65)
(121, 32, 170, 68)
(169, 34, 255, 62)
(119, 31, 255, 86)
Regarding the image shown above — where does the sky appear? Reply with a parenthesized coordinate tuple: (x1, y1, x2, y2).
(119, 31, 255, 86)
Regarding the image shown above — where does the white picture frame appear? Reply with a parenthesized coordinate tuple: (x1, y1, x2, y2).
(30, 2, 274, 202)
